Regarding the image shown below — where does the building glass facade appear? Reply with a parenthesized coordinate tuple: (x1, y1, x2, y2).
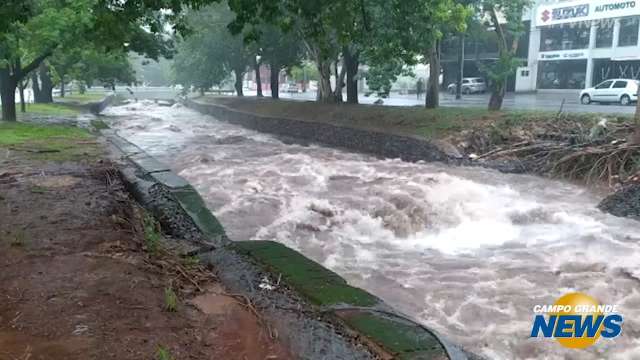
(538, 59, 587, 89)
(595, 21, 614, 48)
(619, 16, 640, 47)
(517, 0, 640, 92)
(540, 23, 590, 51)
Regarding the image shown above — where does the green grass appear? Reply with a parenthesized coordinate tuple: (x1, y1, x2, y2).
(204, 96, 633, 140)
(9, 230, 27, 248)
(163, 287, 178, 312)
(0, 121, 99, 161)
(155, 346, 175, 360)
(143, 214, 162, 254)
(56, 92, 106, 104)
(0, 122, 89, 145)
(22, 103, 80, 116)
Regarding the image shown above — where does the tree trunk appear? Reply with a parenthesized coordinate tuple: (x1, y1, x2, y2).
(425, 42, 440, 109)
(233, 69, 244, 97)
(316, 58, 335, 103)
(635, 87, 640, 123)
(254, 61, 263, 97)
(270, 62, 279, 99)
(344, 47, 359, 104)
(456, 35, 465, 100)
(488, 83, 505, 111)
(0, 69, 18, 121)
(18, 81, 27, 113)
(38, 64, 54, 103)
(333, 58, 347, 103)
(32, 72, 42, 102)
(60, 75, 66, 98)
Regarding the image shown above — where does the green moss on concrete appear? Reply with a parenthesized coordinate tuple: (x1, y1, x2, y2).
(171, 187, 226, 239)
(337, 311, 447, 359)
(233, 241, 379, 307)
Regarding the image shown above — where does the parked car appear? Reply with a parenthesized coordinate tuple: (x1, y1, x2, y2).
(580, 79, 639, 105)
(281, 83, 301, 93)
(447, 77, 487, 95)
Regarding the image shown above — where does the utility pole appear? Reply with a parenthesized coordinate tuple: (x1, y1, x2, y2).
(456, 34, 465, 100)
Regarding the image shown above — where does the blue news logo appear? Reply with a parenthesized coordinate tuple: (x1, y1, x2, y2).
(530, 293, 623, 349)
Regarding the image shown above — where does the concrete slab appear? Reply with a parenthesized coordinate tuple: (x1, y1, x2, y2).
(233, 241, 379, 307)
(171, 188, 226, 239)
(151, 171, 191, 189)
(335, 309, 448, 360)
(106, 134, 144, 156)
(128, 153, 171, 174)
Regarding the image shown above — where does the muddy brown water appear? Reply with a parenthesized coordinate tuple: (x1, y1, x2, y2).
(104, 101, 640, 360)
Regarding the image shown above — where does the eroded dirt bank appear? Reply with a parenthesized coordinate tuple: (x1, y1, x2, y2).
(0, 126, 290, 359)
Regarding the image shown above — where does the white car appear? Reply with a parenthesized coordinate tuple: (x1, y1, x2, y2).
(580, 79, 639, 105)
(447, 77, 487, 95)
(281, 83, 301, 93)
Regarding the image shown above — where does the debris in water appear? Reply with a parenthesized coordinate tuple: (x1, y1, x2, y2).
(309, 203, 335, 218)
(259, 276, 275, 291)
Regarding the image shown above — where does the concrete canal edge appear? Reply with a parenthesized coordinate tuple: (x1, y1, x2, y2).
(184, 98, 463, 164)
(100, 128, 481, 360)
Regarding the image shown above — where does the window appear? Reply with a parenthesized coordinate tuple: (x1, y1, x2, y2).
(618, 17, 639, 47)
(613, 81, 627, 89)
(538, 60, 587, 89)
(595, 21, 614, 48)
(596, 80, 613, 89)
(540, 23, 590, 51)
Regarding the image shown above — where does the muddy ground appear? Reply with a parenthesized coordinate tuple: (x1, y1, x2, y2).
(0, 138, 291, 359)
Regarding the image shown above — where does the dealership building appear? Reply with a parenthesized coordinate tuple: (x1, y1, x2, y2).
(516, 0, 640, 92)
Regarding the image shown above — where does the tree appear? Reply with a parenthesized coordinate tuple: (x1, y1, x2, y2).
(173, 4, 252, 96)
(229, 0, 359, 103)
(1, 0, 205, 121)
(360, 0, 468, 108)
(258, 25, 303, 99)
(0, 0, 91, 120)
(482, 0, 531, 111)
(74, 49, 136, 90)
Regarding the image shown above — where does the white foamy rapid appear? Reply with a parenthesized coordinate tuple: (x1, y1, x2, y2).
(104, 101, 640, 359)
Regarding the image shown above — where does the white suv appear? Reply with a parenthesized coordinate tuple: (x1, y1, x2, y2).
(580, 79, 639, 105)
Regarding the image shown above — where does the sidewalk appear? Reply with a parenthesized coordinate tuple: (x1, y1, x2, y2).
(0, 121, 290, 359)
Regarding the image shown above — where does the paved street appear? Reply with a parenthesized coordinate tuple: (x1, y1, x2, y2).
(110, 87, 636, 115)
(268, 90, 637, 115)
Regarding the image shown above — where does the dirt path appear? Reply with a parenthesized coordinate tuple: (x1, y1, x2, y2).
(0, 139, 291, 359)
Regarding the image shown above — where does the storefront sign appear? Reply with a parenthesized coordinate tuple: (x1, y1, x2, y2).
(539, 50, 587, 60)
(537, 0, 640, 26)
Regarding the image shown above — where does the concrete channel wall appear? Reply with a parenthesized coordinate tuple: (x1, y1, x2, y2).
(102, 114, 481, 360)
(184, 99, 458, 164)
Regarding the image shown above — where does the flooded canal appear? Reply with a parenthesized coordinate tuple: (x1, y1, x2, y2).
(104, 101, 640, 360)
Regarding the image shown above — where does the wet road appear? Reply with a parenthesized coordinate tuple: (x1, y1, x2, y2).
(104, 102, 640, 360)
(97, 87, 637, 115)
(246, 90, 637, 115)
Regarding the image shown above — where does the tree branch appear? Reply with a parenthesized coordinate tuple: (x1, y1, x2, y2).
(19, 50, 53, 80)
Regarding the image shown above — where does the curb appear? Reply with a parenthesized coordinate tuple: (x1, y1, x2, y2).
(101, 127, 478, 359)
